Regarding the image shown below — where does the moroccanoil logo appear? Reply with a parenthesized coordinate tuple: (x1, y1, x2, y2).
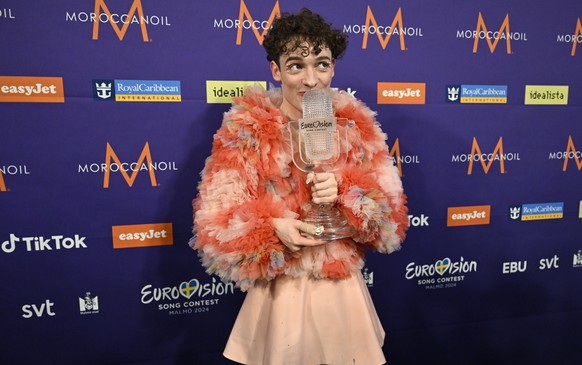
(524, 85, 568, 105)
(377, 82, 425, 104)
(447, 205, 491, 227)
(0, 165, 31, 192)
(78, 142, 178, 188)
(65, 0, 171, 42)
(456, 12, 527, 54)
(213, 0, 280, 45)
(206, 80, 267, 104)
(112, 223, 173, 248)
(548, 136, 582, 172)
(0, 76, 64, 103)
(388, 138, 421, 177)
(343, 6, 423, 50)
(452, 137, 521, 175)
(556, 18, 582, 56)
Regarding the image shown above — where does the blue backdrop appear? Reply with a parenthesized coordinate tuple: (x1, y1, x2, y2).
(1, 1, 581, 364)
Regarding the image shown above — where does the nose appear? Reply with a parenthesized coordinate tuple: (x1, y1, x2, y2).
(302, 67, 318, 88)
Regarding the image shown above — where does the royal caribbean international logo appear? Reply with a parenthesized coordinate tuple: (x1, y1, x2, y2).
(447, 84, 507, 104)
(79, 292, 99, 315)
(362, 267, 374, 287)
(405, 256, 477, 290)
(92, 79, 181, 102)
(510, 202, 564, 221)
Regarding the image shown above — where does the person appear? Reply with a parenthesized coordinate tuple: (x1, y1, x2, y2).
(191, 8, 408, 365)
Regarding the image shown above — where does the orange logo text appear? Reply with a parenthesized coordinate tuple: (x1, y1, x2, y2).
(362, 6, 406, 50)
(563, 136, 582, 171)
(103, 142, 158, 188)
(473, 12, 511, 54)
(93, 0, 149, 41)
(236, 0, 280, 45)
(0, 76, 64, 103)
(447, 205, 491, 227)
(112, 223, 173, 248)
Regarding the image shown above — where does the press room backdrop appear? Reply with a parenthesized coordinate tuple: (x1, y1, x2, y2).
(1, 1, 581, 364)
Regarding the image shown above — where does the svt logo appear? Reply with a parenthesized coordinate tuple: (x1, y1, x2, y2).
(22, 299, 56, 318)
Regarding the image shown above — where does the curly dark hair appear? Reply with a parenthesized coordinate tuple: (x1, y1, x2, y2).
(263, 8, 348, 64)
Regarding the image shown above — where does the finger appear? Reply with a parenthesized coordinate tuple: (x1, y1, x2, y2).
(298, 221, 324, 236)
(306, 172, 315, 185)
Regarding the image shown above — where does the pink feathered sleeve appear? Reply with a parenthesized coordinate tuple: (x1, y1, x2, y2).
(335, 94, 409, 253)
(190, 103, 294, 291)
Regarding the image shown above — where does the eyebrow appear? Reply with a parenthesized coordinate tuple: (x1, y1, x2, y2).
(284, 55, 333, 64)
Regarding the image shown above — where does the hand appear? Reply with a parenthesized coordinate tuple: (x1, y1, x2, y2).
(307, 172, 338, 204)
(272, 218, 326, 252)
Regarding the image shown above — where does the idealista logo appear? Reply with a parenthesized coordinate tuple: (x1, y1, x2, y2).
(2, 233, 88, 254)
(112, 223, 173, 249)
(93, 79, 181, 102)
(509, 202, 564, 221)
(452, 137, 520, 175)
(556, 18, 582, 56)
(213, 0, 281, 45)
(0, 76, 64, 103)
(78, 142, 178, 188)
(0, 164, 30, 192)
(579, 201, 582, 219)
(388, 138, 420, 177)
(141, 277, 234, 315)
(343, 5, 423, 50)
(548, 136, 582, 172)
(65, 0, 171, 42)
(405, 256, 477, 290)
(447, 205, 491, 227)
(206, 80, 267, 104)
(456, 12, 527, 54)
(524, 85, 568, 105)
(447, 84, 507, 104)
(378, 82, 426, 104)
(79, 292, 99, 315)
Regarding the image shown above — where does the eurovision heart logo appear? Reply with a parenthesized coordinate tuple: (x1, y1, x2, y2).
(179, 279, 199, 299)
(435, 258, 451, 276)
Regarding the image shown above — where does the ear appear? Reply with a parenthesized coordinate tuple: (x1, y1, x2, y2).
(270, 61, 282, 82)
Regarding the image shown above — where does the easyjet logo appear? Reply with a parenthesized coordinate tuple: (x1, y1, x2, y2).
(456, 13, 527, 54)
(104, 142, 157, 188)
(447, 205, 491, 227)
(388, 138, 421, 177)
(0, 76, 64, 103)
(112, 223, 173, 248)
(452, 137, 521, 175)
(377, 82, 425, 104)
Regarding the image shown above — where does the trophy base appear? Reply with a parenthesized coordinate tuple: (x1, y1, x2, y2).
(302, 203, 355, 241)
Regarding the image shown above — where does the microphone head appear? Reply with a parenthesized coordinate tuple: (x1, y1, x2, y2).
(302, 89, 333, 118)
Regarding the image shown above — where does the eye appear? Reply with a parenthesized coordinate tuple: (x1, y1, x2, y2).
(285, 63, 303, 75)
(317, 61, 332, 71)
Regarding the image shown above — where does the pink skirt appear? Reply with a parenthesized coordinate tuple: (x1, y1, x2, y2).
(223, 273, 386, 365)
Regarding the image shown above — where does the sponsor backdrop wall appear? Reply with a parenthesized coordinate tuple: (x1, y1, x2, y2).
(1, 1, 581, 364)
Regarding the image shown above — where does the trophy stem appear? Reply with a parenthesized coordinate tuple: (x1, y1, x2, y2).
(302, 203, 355, 241)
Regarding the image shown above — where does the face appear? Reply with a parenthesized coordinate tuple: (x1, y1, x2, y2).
(270, 43, 335, 120)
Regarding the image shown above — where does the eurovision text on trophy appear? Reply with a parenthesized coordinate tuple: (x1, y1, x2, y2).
(288, 89, 356, 241)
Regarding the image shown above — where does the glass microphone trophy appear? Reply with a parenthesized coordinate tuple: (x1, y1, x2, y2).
(288, 89, 355, 241)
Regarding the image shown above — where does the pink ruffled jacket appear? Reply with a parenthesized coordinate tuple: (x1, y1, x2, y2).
(191, 86, 408, 291)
